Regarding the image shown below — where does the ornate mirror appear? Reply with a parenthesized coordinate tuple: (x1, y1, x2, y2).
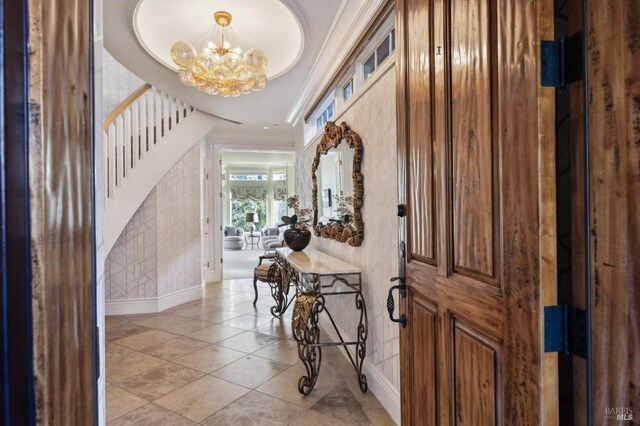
(312, 121, 363, 246)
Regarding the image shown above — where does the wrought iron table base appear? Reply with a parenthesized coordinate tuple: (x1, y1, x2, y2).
(287, 271, 368, 395)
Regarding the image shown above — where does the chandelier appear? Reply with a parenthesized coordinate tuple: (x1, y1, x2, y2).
(170, 11, 268, 97)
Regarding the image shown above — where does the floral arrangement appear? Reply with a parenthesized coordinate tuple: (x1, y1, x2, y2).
(279, 195, 312, 230)
(332, 195, 354, 225)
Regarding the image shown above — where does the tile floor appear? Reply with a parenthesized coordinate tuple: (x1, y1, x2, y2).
(106, 279, 395, 425)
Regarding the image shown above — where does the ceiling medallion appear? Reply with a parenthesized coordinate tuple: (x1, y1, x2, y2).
(170, 11, 268, 97)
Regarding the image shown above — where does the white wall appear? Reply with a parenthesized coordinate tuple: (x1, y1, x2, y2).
(105, 192, 158, 300)
(296, 60, 400, 419)
(105, 144, 202, 307)
(156, 145, 202, 297)
(102, 49, 145, 116)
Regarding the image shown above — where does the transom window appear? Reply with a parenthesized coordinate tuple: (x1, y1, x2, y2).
(364, 28, 395, 81)
(272, 171, 286, 181)
(229, 173, 267, 181)
(316, 100, 335, 131)
(343, 79, 354, 101)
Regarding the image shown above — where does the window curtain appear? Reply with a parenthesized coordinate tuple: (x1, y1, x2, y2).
(230, 187, 268, 202)
(273, 187, 287, 201)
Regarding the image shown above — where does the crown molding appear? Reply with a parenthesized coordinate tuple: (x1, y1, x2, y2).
(286, 0, 386, 125)
(284, 0, 348, 123)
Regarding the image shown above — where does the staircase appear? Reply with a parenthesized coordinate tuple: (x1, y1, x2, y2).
(103, 84, 218, 255)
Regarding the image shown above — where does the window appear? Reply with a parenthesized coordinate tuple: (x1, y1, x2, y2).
(364, 53, 376, 80)
(316, 99, 335, 131)
(272, 199, 287, 225)
(229, 173, 267, 181)
(363, 26, 396, 81)
(391, 29, 395, 51)
(343, 79, 353, 101)
(231, 199, 267, 231)
(376, 35, 390, 66)
(225, 161, 293, 228)
(272, 171, 286, 181)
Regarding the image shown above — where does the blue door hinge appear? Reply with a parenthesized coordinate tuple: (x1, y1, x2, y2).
(541, 31, 583, 89)
(544, 305, 587, 358)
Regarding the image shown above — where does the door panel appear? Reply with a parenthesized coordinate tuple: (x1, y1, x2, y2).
(451, 318, 500, 426)
(397, 0, 551, 423)
(410, 293, 438, 424)
(407, 0, 437, 264)
(450, 0, 498, 281)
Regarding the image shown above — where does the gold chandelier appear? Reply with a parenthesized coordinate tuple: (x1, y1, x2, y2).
(170, 11, 268, 97)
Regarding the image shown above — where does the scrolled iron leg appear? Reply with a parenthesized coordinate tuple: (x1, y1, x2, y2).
(296, 338, 321, 395)
(267, 263, 287, 317)
(252, 276, 258, 305)
(268, 282, 284, 316)
(291, 294, 324, 395)
(355, 291, 368, 392)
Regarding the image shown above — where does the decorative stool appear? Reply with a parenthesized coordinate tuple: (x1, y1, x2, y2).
(252, 255, 289, 317)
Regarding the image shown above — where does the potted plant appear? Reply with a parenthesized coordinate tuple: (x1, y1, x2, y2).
(279, 195, 313, 251)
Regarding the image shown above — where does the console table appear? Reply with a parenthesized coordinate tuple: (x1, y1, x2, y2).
(274, 247, 368, 395)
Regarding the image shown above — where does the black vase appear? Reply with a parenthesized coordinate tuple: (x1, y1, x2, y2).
(283, 228, 312, 251)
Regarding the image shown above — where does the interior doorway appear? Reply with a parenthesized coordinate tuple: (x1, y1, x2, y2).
(217, 149, 295, 280)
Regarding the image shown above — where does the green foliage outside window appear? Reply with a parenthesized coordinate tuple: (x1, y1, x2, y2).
(231, 199, 267, 232)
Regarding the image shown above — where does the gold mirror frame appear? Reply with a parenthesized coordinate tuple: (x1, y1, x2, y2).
(312, 121, 364, 247)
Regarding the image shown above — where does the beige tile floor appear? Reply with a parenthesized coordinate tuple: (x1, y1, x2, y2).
(106, 279, 395, 425)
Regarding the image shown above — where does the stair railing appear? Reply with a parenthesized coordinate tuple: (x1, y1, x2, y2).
(102, 84, 194, 201)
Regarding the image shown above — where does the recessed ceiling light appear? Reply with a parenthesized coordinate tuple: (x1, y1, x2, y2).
(263, 126, 270, 130)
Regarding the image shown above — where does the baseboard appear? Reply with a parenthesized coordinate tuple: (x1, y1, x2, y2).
(317, 315, 401, 425)
(106, 285, 203, 316)
(157, 285, 203, 311)
(204, 269, 219, 284)
(105, 298, 158, 316)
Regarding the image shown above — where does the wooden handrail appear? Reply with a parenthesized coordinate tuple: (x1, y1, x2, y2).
(103, 83, 152, 131)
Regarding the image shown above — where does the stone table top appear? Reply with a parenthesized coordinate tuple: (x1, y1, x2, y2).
(275, 247, 360, 275)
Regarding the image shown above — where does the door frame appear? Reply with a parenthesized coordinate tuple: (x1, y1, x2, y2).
(24, 0, 97, 422)
(0, 0, 36, 423)
(89, 0, 100, 422)
(207, 143, 295, 282)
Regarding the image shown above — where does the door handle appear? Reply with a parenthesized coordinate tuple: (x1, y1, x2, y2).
(387, 276, 406, 327)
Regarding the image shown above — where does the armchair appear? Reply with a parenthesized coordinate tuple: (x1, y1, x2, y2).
(260, 227, 281, 248)
(223, 226, 244, 250)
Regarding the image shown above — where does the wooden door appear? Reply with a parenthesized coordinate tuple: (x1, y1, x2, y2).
(396, 0, 555, 423)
